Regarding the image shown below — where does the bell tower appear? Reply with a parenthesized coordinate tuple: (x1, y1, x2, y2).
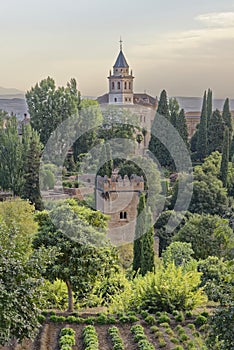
(108, 39, 134, 104)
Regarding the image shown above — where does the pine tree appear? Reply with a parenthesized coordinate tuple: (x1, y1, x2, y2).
(133, 193, 146, 274)
(222, 98, 233, 147)
(207, 88, 213, 127)
(207, 109, 225, 154)
(220, 127, 229, 187)
(196, 91, 208, 160)
(141, 207, 155, 276)
(149, 90, 173, 168)
(22, 130, 43, 210)
(176, 109, 189, 147)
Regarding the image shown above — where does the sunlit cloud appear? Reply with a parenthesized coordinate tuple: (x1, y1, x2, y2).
(196, 12, 234, 28)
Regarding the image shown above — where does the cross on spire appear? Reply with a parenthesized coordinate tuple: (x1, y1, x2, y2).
(119, 37, 123, 51)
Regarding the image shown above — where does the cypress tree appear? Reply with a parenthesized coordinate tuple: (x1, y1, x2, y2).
(207, 88, 213, 127)
(133, 193, 146, 274)
(157, 90, 170, 118)
(22, 131, 43, 210)
(196, 91, 208, 160)
(97, 144, 108, 177)
(105, 142, 113, 178)
(207, 109, 225, 154)
(169, 97, 179, 128)
(222, 98, 233, 147)
(230, 136, 234, 162)
(220, 127, 229, 187)
(141, 207, 155, 276)
(176, 108, 189, 147)
(149, 90, 173, 168)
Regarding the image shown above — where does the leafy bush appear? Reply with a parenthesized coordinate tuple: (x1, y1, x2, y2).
(158, 313, 171, 324)
(206, 304, 234, 350)
(162, 242, 195, 267)
(194, 315, 207, 326)
(198, 256, 234, 304)
(174, 311, 185, 322)
(66, 316, 77, 323)
(96, 313, 108, 324)
(50, 315, 66, 322)
(144, 315, 156, 325)
(110, 262, 207, 313)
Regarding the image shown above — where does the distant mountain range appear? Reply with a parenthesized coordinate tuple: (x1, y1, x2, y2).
(0, 90, 234, 120)
(0, 87, 25, 99)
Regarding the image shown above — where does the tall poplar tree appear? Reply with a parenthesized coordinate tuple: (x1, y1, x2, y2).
(220, 127, 229, 187)
(196, 91, 208, 160)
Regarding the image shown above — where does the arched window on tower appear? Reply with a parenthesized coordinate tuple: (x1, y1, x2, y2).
(118, 82, 121, 90)
(112, 82, 115, 90)
(129, 82, 131, 89)
(124, 82, 127, 90)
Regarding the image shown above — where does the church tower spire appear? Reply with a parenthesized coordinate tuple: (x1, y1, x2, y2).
(108, 39, 134, 104)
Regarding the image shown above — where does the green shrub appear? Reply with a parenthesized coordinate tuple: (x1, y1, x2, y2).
(154, 331, 163, 339)
(170, 337, 179, 344)
(175, 311, 185, 322)
(160, 322, 170, 328)
(84, 316, 96, 325)
(108, 316, 117, 324)
(165, 328, 174, 336)
(145, 315, 156, 325)
(158, 313, 171, 324)
(173, 346, 184, 350)
(194, 315, 207, 326)
(108, 326, 124, 350)
(60, 328, 75, 336)
(187, 323, 195, 330)
(110, 262, 206, 314)
(96, 313, 108, 324)
(38, 315, 46, 323)
(158, 338, 167, 347)
(66, 316, 77, 323)
(141, 310, 150, 318)
(150, 326, 159, 333)
(185, 310, 193, 318)
(119, 315, 130, 323)
(50, 315, 66, 322)
(179, 333, 189, 342)
(131, 324, 155, 349)
(83, 325, 98, 349)
(59, 335, 75, 346)
(60, 346, 72, 350)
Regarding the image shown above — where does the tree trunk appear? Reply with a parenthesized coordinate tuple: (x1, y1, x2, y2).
(65, 280, 74, 312)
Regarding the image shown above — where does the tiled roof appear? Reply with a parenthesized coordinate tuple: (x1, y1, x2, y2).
(113, 50, 129, 68)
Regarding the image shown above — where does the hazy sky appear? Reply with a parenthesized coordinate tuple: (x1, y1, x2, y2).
(1, 0, 234, 98)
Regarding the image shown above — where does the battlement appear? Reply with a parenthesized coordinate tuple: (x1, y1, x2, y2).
(96, 174, 144, 192)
